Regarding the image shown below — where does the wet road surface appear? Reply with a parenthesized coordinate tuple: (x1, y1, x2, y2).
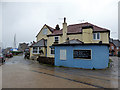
(2, 55, 119, 88)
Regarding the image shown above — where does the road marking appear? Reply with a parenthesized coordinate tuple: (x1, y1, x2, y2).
(31, 70, 105, 88)
(32, 66, 111, 81)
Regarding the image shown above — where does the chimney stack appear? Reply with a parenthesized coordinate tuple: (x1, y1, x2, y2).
(62, 17, 67, 43)
(55, 24, 60, 30)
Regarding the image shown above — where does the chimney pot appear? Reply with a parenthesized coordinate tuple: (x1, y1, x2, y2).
(64, 17, 66, 23)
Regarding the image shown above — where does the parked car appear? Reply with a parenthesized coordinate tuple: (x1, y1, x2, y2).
(0, 54, 5, 63)
(6, 53, 13, 58)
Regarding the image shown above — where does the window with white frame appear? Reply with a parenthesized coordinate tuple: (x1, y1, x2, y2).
(117, 47, 119, 50)
(51, 47, 55, 54)
(93, 33, 100, 40)
(33, 47, 38, 53)
(43, 28, 48, 35)
(60, 49, 66, 60)
(111, 46, 114, 50)
(54, 36, 59, 43)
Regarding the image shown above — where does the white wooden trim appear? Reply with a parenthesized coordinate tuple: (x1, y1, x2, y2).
(54, 36, 59, 42)
(60, 49, 67, 60)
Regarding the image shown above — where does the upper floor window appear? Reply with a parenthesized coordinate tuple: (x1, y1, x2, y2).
(117, 47, 119, 50)
(43, 28, 48, 35)
(111, 46, 114, 50)
(93, 33, 100, 40)
(54, 36, 59, 43)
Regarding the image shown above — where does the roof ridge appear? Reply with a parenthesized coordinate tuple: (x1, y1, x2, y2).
(89, 23, 109, 31)
(45, 24, 55, 30)
(68, 22, 109, 31)
(68, 22, 89, 26)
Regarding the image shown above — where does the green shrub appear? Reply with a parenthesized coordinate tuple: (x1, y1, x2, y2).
(108, 59, 113, 68)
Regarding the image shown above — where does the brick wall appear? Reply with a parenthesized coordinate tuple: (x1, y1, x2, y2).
(109, 43, 116, 56)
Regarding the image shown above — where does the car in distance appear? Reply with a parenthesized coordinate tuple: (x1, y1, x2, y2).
(6, 53, 13, 58)
(0, 54, 5, 64)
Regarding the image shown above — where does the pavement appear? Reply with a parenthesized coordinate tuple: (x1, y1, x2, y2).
(1, 55, 119, 88)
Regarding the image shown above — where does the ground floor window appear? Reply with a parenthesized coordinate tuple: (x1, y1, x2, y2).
(33, 47, 38, 53)
(51, 47, 55, 54)
(33, 47, 44, 54)
(60, 49, 66, 60)
(73, 50, 91, 59)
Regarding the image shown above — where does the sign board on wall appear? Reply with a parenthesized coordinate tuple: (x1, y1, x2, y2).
(60, 49, 66, 60)
(73, 50, 91, 59)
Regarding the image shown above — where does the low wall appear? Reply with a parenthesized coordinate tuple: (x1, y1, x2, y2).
(37, 56, 54, 65)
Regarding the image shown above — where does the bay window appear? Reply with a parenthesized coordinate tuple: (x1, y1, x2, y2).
(33, 47, 38, 53)
(33, 47, 43, 54)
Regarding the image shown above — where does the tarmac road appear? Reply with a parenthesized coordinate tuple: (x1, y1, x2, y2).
(1, 55, 119, 88)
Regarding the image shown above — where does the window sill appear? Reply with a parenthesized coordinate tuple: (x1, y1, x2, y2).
(93, 39, 100, 40)
(33, 53, 40, 54)
(50, 54, 54, 55)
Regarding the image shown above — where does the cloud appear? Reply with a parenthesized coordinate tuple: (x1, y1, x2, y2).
(2, 0, 119, 48)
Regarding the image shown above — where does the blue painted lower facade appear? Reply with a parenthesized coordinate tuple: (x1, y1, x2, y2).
(54, 45, 109, 69)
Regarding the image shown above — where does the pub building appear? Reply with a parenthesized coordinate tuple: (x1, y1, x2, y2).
(53, 39, 109, 69)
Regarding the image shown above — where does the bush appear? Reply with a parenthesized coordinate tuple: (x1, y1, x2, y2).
(11, 51, 23, 55)
(108, 59, 113, 68)
(37, 56, 54, 65)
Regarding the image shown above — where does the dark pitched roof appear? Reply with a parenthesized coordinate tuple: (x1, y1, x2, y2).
(45, 24, 55, 32)
(53, 39, 109, 46)
(47, 30, 62, 36)
(48, 22, 110, 36)
(36, 24, 55, 37)
(62, 39, 83, 44)
(113, 40, 120, 47)
(109, 38, 113, 43)
(32, 38, 47, 47)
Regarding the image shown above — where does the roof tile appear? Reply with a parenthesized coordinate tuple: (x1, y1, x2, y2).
(48, 22, 110, 36)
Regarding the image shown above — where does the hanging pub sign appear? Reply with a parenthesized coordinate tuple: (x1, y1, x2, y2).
(73, 50, 91, 59)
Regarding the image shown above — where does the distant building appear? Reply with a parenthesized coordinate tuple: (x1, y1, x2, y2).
(2, 47, 12, 55)
(18, 43, 29, 52)
(109, 38, 120, 56)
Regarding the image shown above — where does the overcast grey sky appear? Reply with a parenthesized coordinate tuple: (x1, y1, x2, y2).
(1, 0, 119, 48)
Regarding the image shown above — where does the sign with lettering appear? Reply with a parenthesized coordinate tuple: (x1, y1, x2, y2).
(73, 50, 91, 59)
